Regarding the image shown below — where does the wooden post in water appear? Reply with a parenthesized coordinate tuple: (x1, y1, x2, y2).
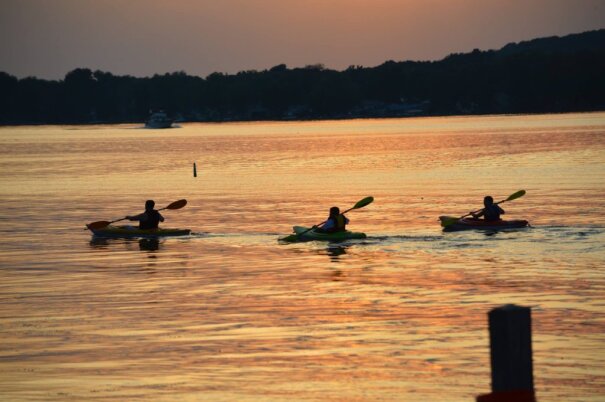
(476, 304, 536, 402)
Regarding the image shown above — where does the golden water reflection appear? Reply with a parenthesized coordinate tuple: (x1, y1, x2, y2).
(0, 113, 604, 401)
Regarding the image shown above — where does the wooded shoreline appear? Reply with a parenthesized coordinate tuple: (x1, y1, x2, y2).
(1, 30, 603, 126)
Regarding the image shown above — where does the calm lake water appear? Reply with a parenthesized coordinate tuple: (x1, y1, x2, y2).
(1, 113, 604, 401)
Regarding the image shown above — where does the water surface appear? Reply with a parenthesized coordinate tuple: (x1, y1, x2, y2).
(1, 113, 604, 401)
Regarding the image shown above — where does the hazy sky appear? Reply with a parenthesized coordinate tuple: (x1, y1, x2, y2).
(1, 0, 604, 80)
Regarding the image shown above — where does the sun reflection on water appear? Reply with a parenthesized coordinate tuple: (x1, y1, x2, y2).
(0, 113, 604, 401)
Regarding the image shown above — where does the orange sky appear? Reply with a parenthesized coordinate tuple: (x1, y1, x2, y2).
(1, 0, 604, 79)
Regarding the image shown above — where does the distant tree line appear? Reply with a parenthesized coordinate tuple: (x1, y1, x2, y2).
(1, 29, 604, 125)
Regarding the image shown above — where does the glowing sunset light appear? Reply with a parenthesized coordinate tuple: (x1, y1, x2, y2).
(0, 0, 603, 79)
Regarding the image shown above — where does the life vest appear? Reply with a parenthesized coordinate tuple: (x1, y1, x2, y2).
(335, 215, 347, 231)
(139, 210, 161, 229)
(325, 214, 347, 233)
(483, 205, 503, 222)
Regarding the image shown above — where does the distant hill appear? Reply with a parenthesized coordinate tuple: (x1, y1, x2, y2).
(1, 29, 604, 124)
(498, 29, 605, 56)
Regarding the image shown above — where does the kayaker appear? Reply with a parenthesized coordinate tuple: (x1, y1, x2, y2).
(126, 200, 165, 229)
(472, 196, 505, 221)
(316, 206, 349, 233)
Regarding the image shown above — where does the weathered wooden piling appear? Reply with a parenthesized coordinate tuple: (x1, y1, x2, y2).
(476, 304, 536, 402)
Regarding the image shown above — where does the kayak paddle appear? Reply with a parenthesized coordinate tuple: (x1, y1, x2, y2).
(439, 190, 525, 227)
(282, 196, 374, 241)
(86, 199, 188, 230)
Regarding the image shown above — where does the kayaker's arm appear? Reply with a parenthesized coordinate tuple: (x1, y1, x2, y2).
(320, 215, 349, 230)
(126, 213, 146, 221)
(320, 219, 335, 231)
(472, 209, 484, 219)
(126, 212, 164, 222)
(472, 205, 505, 219)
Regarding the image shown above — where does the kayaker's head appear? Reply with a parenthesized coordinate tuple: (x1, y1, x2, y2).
(329, 206, 340, 217)
(484, 196, 494, 207)
(145, 200, 155, 211)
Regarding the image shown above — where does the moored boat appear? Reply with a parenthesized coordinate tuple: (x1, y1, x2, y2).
(88, 225, 191, 238)
(280, 226, 367, 242)
(145, 111, 174, 128)
(442, 217, 529, 232)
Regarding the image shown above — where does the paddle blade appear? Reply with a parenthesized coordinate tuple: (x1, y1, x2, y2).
(86, 221, 112, 230)
(505, 190, 526, 202)
(352, 196, 374, 210)
(165, 199, 187, 210)
(439, 216, 460, 227)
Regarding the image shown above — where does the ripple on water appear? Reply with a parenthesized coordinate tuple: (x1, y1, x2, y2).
(1, 115, 605, 401)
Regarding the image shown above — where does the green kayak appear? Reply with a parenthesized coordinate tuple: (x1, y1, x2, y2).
(88, 225, 191, 238)
(280, 226, 367, 242)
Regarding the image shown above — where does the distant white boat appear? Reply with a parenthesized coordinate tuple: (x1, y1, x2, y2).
(145, 111, 174, 129)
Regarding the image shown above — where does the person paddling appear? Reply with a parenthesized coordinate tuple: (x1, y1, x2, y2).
(316, 206, 349, 233)
(472, 196, 505, 222)
(126, 200, 165, 229)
